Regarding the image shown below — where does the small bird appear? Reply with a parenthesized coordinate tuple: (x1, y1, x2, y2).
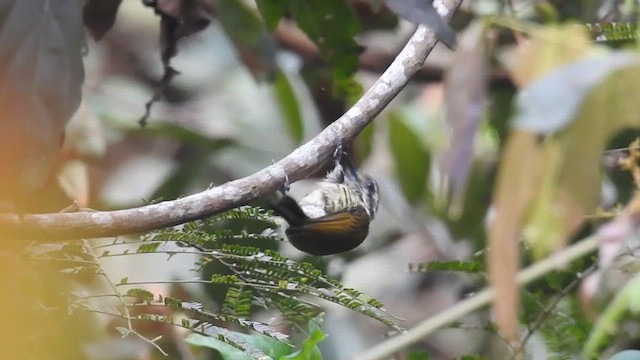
(269, 147, 380, 256)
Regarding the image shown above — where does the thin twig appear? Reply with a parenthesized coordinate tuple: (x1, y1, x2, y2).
(116, 279, 216, 287)
(77, 293, 139, 301)
(81, 239, 169, 356)
(117, 279, 303, 294)
(82, 308, 226, 356)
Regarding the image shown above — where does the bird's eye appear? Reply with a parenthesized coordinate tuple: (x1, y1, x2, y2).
(365, 179, 376, 192)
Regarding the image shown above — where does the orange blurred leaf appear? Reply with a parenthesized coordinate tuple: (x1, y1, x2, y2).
(488, 130, 544, 343)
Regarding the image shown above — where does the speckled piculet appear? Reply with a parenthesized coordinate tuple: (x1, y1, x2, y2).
(270, 147, 379, 256)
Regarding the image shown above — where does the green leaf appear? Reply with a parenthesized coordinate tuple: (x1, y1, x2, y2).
(186, 331, 291, 360)
(238, 332, 291, 359)
(255, 0, 288, 30)
(408, 260, 484, 273)
(222, 286, 253, 318)
(287, 0, 362, 98)
(125, 123, 234, 152)
(218, 0, 263, 45)
(407, 350, 431, 360)
(217, 0, 276, 80)
(388, 112, 430, 203)
(283, 321, 325, 360)
(126, 288, 154, 302)
(211, 274, 240, 284)
(127, 123, 233, 199)
(164, 296, 182, 308)
(585, 23, 639, 42)
(136, 242, 161, 253)
(355, 123, 375, 160)
(274, 71, 304, 144)
(186, 333, 253, 360)
(151, 150, 211, 200)
(583, 274, 640, 358)
(534, 1, 559, 22)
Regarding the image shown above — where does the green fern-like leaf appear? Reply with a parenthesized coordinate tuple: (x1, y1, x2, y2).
(125, 296, 291, 343)
(521, 287, 591, 359)
(211, 274, 240, 284)
(84, 206, 402, 352)
(408, 260, 485, 273)
(221, 243, 263, 256)
(164, 296, 183, 308)
(583, 273, 640, 359)
(174, 315, 274, 357)
(585, 22, 638, 42)
(261, 289, 324, 324)
(136, 242, 161, 253)
(222, 286, 253, 318)
(126, 288, 154, 302)
(203, 206, 277, 227)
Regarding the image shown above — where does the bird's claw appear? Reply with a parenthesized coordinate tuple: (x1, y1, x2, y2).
(333, 142, 343, 163)
(272, 159, 291, 194)
(282, 171, 291, 193)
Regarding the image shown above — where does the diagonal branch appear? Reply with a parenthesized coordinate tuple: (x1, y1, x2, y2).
(0, 0, 463, 240)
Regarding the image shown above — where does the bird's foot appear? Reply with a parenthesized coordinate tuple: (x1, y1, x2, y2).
(282, 170, 291, 194)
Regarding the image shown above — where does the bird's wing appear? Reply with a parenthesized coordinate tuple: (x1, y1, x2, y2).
(288, 206, 368, 234)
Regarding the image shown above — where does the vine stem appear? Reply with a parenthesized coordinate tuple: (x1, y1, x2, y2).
(353, 235, 599, 360)
(0, 0, 464, 241)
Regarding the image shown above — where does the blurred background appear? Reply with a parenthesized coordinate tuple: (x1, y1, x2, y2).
(5, 0, 640, 359)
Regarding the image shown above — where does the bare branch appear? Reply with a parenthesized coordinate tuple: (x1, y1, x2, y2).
(0, 0, 463, 240)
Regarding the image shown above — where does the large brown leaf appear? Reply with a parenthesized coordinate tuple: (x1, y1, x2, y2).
(0, 0, 85, 208)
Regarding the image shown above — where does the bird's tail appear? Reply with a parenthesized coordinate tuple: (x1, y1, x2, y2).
(268, 193, 309, 227)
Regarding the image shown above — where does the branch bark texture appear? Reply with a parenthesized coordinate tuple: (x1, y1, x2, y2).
(0, 0, 463, 240)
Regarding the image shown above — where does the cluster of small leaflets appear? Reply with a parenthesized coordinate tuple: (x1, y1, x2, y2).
(584, 22, 638, 42)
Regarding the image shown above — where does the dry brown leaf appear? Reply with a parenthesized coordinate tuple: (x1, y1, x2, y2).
(488, 130, 546, 344)
(0, 0, 85, 208)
